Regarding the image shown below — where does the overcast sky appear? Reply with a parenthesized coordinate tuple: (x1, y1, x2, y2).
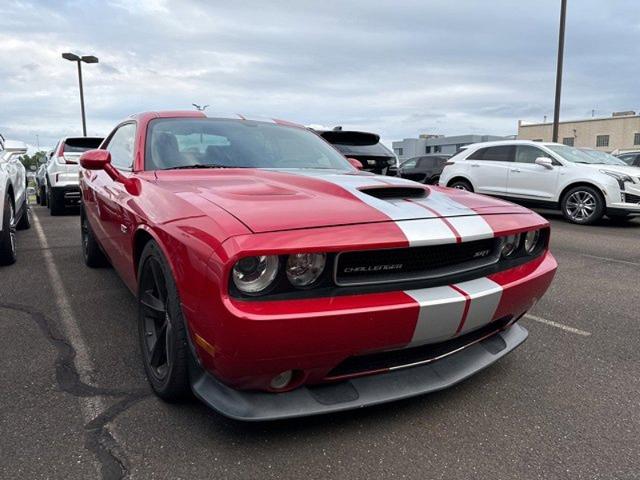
(1, 0, 639, 150)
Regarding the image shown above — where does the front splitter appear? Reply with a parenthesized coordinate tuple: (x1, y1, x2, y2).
(190, 323, 528, 421)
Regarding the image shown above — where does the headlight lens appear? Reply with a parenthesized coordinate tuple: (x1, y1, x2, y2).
(524, 230, 541, 254)
(501, 234, 521, 258)
(286, 253, 326, 287)
(232, 255, 279, 294)
(600, 169, 634, 184)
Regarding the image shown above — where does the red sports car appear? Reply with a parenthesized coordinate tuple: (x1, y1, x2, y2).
(79, 111, 557, 420)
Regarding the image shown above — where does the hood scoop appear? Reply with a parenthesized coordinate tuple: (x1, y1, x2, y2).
(358, 185, 428, 200)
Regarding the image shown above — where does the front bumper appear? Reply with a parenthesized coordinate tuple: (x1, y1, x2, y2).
(190, 322, 528, 421)
(189, 248, 556, 391)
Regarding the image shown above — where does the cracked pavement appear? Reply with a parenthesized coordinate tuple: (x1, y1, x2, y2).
(0, 206, 638, 479)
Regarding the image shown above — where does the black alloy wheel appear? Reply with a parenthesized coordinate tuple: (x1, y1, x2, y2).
(137, 242, 190, 400)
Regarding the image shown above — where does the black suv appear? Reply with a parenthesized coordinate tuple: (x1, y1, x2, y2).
(315, 128, 398, 176)
(398, 155, 451, 184)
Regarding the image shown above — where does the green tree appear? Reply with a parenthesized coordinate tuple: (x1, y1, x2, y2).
(19, 151, 47, 172)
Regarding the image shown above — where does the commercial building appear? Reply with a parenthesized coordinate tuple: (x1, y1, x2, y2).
(517, 111, 640, 153)
(392, 133, 512, 161)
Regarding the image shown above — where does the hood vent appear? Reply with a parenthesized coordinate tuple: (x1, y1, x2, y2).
(359, 186, 428, 200)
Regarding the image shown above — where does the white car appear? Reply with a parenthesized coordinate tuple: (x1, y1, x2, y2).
(0, 136, 31, 265)
(439, 140, 640, 224)
(45, 136, 103, 215)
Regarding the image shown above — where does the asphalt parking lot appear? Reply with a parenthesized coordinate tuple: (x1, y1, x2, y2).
(1, 206, 639, 480)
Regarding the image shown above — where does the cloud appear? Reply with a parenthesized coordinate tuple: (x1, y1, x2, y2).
(0, 0, 639, 149)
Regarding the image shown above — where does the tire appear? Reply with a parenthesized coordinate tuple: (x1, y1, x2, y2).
(428, 175, 440, 185)
(0, 193, 17, 266)
(449, 179, 473, 191)
(137, 240, 191, 401)
(15, 203, 31, 230)
(49, 188, 65, 216)
(561, 185, 605, 225)
(38, 186, 47, 206)
(81, 208, 109, 267)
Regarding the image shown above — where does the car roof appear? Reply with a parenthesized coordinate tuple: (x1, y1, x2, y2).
(126, 111, 304, 128)
(462, 139, 564, 150)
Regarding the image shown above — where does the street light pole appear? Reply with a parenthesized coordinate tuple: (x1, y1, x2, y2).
(76, 60, 87, 136)
(552, 0, 567, 143)
(62, 53, 99, 137)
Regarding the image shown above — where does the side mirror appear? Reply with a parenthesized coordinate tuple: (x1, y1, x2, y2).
(80, 149, 141, 195)
(535, 157, 554, 169)
(80, 149, 111, 170)
(347, 157, 363, 170)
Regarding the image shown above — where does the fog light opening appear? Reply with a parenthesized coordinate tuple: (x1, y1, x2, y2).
(270, 370, 294, 390)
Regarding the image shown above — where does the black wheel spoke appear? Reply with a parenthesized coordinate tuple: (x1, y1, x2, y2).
(148, 319, 168, 368)
(150, 260, 167, 303)
(141, 290, 166, 315)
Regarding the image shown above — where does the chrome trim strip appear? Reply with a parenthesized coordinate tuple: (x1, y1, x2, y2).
(324, 316, 519, 382)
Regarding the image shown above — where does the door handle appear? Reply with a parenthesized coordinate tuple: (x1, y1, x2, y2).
(470, 164, 480, 168)
(510, 168, 521, 173)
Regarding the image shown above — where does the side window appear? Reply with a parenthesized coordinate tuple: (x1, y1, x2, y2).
(402, 159, 417, 169)
(468, 146, 513, 161)
(515, 145, 549, 164)
(106, 123, 136, 170)
(420, 158, 436, 168)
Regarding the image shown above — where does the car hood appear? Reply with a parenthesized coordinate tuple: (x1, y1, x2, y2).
(154, 169, 529, 233)
(579, 163, 640, 177)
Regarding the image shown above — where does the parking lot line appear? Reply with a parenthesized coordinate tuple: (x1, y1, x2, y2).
(524, 314, 591, 337)
(32, 211, 106, 421)
(580, 253, 640, 267)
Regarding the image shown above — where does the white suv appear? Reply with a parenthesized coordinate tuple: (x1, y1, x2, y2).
(46, 136, 103, 215)
(0, 137, 31, 265)
(439, 140, 640, 224)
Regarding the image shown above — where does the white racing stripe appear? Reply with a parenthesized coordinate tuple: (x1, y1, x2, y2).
(286, 170, 494, 245)
(404, 276, 503, 346)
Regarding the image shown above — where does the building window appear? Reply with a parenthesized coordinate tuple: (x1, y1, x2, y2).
(562, 137, 574, 146)
(396, 148, 403, 156)
(425, 146, 431, 154)
(634, 133, 640, 145)
(434, 145, 442, 153)
(596, 135, 609, 147)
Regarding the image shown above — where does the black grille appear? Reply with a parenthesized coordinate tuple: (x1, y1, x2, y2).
(625, 192, 640, 204)
(335, 237, 499, 285)
(326, 316, 513, 378)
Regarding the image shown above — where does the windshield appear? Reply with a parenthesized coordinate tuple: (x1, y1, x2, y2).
(578, 148, 627, 166)
(146, 118, 353, 171)
(546, 145, 625, 165)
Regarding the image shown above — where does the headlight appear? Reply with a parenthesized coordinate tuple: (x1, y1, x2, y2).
(600, 170, 635, 185)
(286, 253, 326, 287)
(501, 234, 521, 258)
(232, 255, 279, 294)
(524, 230, 541, 254)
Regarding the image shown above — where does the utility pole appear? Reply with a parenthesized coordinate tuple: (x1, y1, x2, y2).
(552, 0, 567, 143)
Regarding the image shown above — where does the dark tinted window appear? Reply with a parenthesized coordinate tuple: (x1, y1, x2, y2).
(468, 145, 513, 161)
(418, 158, 435, 168)
(515, 145, 549, 164)
(106, 123, 136, 170)
(63, 137, 103, 153)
